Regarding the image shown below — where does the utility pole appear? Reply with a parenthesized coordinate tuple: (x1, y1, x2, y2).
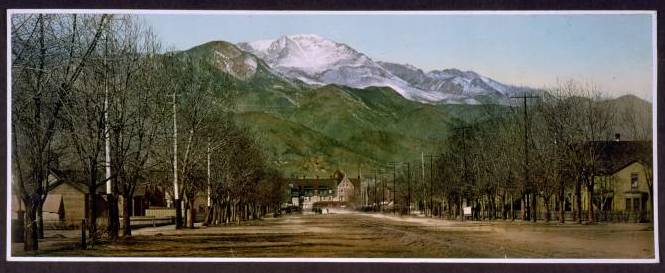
(172, 90, 182, 229)
(381, 172, 385, 213)
(388, 161, 399, 215)
(406, 162, 411, 215)
(373, 169, 377, 211)
(425, 154, 440, 218)
(207, 138, 211, 208)
(510, 93, 539, 222)
(373, 170, 377, 210)
(421, 152, 425, 215)
(455, 125, 471, 220)
(373, 168, 384, 212)
(103, 33, 112, 196)
(102, 31, 117, 238)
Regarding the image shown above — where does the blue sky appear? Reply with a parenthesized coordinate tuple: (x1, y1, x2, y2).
(143, 13, 654, 100)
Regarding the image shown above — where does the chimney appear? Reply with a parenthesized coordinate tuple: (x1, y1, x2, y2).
(615, 133, 621, 142)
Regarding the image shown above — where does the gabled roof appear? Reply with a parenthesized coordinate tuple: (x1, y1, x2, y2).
(348, 177, 361, 189)
(49, 169, 107, 194)
(587, 141, 652, 175)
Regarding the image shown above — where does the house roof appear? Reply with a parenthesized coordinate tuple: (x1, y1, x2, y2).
(287, 177, 338, 191)
(338, 176, 359, 188)
(49, 169, 108, 194)
(287, 175, 362, 191)
(587, 141, 652, 175)
(348, 177, 361, 189)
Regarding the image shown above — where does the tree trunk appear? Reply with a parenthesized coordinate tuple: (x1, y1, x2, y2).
(501, 192, 507, 220)
(107, 193, 119, 241)
(182, 197, 188, 227)
(510, 194, 514, 221)
(37, 202, 44, 239)
(575, 180, 582, 224)
(187, 198, 195, 228)
(558, 182, 565, 224)
(175, 198, 183, 229)
(122, 192, 132, 237)
(587, 176, 595, 223)
(531, 193, 537, 222)
(544, 196, 551, 222)
(459, 196, 464, 221)
(203, 205, 213, 226)
(23, 201, 39, 251)
(520, 195, 526, 221)
(88, 162, 98, 245)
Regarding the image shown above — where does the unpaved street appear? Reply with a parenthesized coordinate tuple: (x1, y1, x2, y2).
(13, 211, 655, 258)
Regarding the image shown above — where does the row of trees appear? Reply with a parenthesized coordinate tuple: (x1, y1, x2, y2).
(361, 81, 651, 223)
(11, 14, 287, 251)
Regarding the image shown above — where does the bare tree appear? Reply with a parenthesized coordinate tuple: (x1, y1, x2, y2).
(11, 14, 109, 250)
(538, 80, 615, 223)
(580, 87, 615, 223)
(102, 16, 168, 237)
(60, 15, 116, 244)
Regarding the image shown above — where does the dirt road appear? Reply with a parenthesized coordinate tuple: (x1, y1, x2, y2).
(13, 211, 655, 258)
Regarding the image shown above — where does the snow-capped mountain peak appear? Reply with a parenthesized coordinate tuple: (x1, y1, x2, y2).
(238, 34, 516, 104)
(239, 34, 372, 75)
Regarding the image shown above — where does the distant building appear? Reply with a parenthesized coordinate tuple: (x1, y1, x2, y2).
(581, 140, 652, 217)
(287, 176, 338, 209)
(286, 174, 362, 209)
(11, 169, 170, 228)
(533, 140, 653, 222)
(39, 170, 109, 227)
(337, 176, 357, 202)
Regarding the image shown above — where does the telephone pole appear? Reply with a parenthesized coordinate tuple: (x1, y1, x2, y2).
(388, 161, 399, 215)
(372, 168, 384, 211)
(421, 152, 425, 215)
(373, 171, 377, 210)
(103, 34, 112, 196)
(424, 154, 440, 217)
(172, 90, 182, 229)
(206, 138, 211, 208)
(510, 93, 539, 222)
(406, 162, 411, 215)
(454, 125, 471, 220)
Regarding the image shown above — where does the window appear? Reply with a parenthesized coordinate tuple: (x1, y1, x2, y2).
(633, 198, 641, 211)
(631, 173, 639, 190)
(626, 198, 632, 211)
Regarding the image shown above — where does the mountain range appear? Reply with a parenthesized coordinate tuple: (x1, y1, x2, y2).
(180, 34, 651, 177)
(237, 34, 523, 104)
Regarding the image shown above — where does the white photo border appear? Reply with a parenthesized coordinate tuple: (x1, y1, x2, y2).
(5, 9, 659, 263)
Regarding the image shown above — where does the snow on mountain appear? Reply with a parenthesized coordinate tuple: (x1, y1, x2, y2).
(238, 34, 513, 104)
(379, 62, 514, 99)
(238, 34, 450, 102)
(239, 34, 371, 76)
